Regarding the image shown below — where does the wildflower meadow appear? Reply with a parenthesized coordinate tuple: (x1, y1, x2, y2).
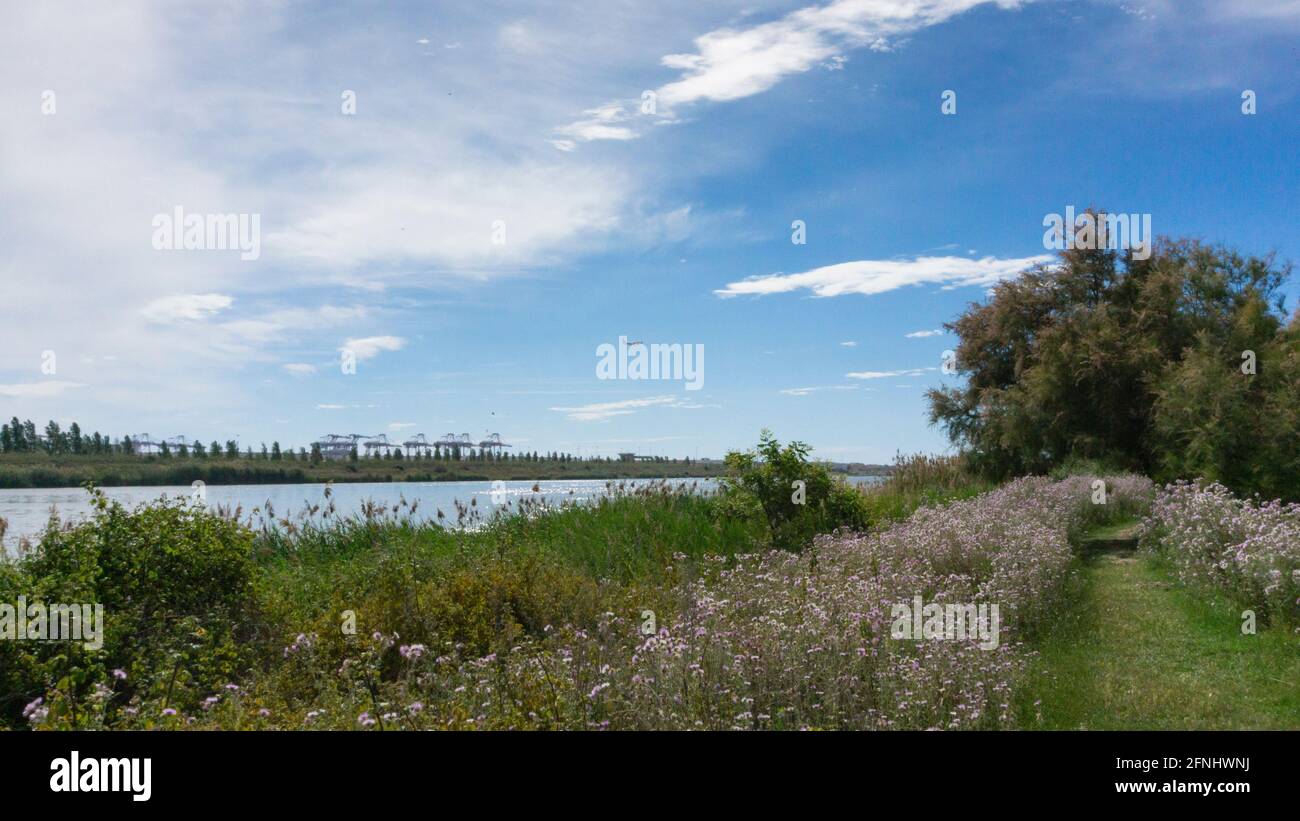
(1141, 481, 1300, 631)
(5, 470, 1162, 731)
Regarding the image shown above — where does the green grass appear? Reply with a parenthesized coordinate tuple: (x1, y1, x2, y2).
(856, 480, 996, 526)
(1019, 524, 1300, 730)
(255, 486, 765, 608)
(1078, 520, 1141, 542)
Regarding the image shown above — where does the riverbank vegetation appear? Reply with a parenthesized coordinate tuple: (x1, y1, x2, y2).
(0, 451, 733, 489)
(0, 434, 1182, 731)
(0, 439, 968, 729)
(3, 431, 1296, 731)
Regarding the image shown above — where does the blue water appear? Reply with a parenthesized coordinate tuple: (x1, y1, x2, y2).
(0, 476, 885, 549)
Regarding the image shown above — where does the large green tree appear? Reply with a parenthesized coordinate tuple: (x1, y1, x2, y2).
(928, 229, 1296, 498)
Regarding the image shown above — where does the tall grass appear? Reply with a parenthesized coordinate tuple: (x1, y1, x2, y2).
(855, 452, 993, 525)
(251, 480, 762, 578)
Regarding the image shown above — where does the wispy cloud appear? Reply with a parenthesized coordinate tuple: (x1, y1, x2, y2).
(340, 336, 405, 362)
(282, 363, 317, 376)
(557, 0, 1021, 146)
(556, 103, 638, 142)
(715, 254, 1052, 299)
(905, 329, 945, 338)
(550, 395, 692, 422)
(845, 367, 935, 380)
(140, 294, 233, 323)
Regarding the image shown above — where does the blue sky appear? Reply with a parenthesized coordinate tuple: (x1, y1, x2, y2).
(2, 0, 1297, 462)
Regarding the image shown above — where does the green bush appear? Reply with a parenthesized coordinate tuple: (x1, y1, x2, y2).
(0, 560, 42, 725)
(719, 430, 869, 550)
(1048, 455, 1131, 481)
(8, 488, 260, 725)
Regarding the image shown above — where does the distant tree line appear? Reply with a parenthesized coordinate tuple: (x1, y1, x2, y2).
(928, 225, 1298, 501)
(0, 419, 693, 466)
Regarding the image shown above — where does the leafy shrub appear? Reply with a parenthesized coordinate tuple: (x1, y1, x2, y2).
(719, 430, 869, 550)
(10, 488, 259, 725)
(1049, 456, 1130, 482)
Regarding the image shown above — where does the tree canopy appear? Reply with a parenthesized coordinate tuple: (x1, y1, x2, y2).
(928, 227, 1297, 500)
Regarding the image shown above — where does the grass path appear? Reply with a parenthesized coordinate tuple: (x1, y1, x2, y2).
(1019, 522, 1300, 730)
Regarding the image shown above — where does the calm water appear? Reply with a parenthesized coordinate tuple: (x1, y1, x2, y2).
(0, 476, 885, 549)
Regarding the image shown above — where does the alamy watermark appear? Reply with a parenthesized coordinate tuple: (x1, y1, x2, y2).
(151, 206, 261, 260)
(596, 336, 704, 390)
(0, 597, 103, 651)
(890, 595, 1000, 650)
(50, 751, 151, 802)
(1042, 206, 1151, 261)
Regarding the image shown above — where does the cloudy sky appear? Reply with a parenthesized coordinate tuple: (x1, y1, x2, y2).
(2, 0, 1297, 462)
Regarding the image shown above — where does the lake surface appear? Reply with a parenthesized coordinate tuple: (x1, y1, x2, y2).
(0, 476, 885, 550)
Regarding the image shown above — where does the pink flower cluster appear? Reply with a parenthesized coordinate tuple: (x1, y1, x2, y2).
(1141, 480, 1300, 628)
(385, 475, 1151, 730)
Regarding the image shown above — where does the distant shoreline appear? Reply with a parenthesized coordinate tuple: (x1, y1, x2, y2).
(0, 455, 893, 489)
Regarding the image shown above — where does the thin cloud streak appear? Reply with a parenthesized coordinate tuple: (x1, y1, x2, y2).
(557, 0, 1025, 146)
(715, 254, 1053, 299)
(551, 395, 697, 422)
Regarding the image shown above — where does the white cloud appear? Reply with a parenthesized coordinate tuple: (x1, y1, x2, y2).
(715, 254, 1052, 298)
(559, 0, 1021, 144)
(0, 381, 84, 398)
(140, 294, 233, 323)
(845, 368, 935, 380)
(220, 306, 369, 349)
(387, 421, 418, 431)
(556, 104, 638, 142)
(340, 336, 405, 362)
(840, 340, 858, 347)
(905, 329, 945, 338)
(0, 2, 670, 437)
(268, 160, 629, 273)
(282, 363, 317, 375)
(551, 395, 683, 422)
